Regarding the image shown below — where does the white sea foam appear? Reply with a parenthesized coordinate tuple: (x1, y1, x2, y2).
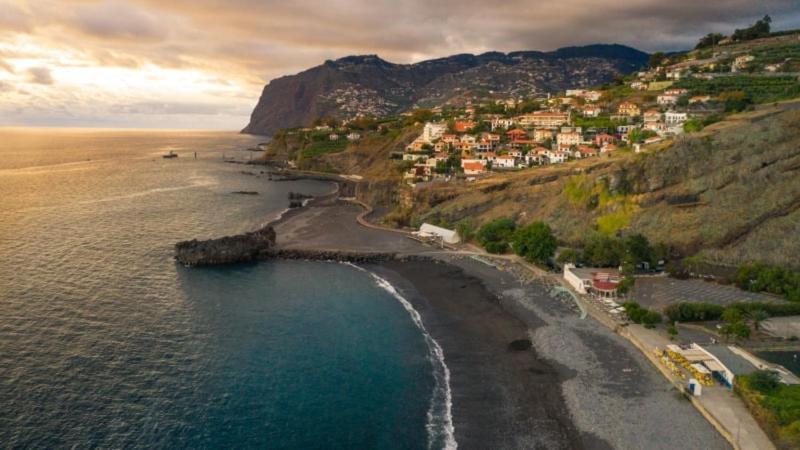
(345, 263, 457, 450)
(77, 177, 218, 205)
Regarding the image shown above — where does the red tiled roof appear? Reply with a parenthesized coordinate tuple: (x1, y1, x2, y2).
(463, 162, 485, 171)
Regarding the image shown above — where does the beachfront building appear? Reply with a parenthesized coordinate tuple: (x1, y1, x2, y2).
(418, 223, 461, 245)
(563, 264, 623, 297)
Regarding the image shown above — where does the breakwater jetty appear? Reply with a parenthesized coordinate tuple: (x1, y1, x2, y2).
(175, 226, 277, 266)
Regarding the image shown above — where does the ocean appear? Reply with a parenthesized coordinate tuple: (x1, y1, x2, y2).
(0, 129, 451, 449)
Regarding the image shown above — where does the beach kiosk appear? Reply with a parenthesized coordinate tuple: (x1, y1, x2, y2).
(418, 223, 460, 245)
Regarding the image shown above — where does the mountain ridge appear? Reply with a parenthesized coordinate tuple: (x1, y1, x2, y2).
(242, 44, 649, 135)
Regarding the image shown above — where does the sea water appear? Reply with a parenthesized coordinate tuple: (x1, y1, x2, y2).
(0, 129, 449, 449)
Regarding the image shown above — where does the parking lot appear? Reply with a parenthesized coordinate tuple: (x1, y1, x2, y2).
(631, 276, 781, 311)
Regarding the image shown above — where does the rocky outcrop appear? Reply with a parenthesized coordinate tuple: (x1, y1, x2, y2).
(242, 45, 649, 135)
(175, 226, 276, 266)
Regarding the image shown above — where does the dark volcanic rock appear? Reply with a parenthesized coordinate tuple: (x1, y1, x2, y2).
(508, 339, 533, 351)
(242, 44, 649, 135)
(175, 226, 276, 266)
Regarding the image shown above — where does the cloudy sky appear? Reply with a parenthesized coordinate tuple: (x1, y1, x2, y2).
(0, 0, 798, 130)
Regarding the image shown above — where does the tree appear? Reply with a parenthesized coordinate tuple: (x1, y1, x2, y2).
(746, 309, 769, 332)
(695, 32, 725, 49)
(512, 221, 558, 265)
(556, 248, 581, 266)
(720, 90, 751, 112)
(410, 109, 433, 124)
(649, 52, 667, 68)
(683, 118, 703, 133)
(668, 325, 678, 339)
(722, 307, 744, 324)
(477, 218, 517, 254)
(583, 234, 625, 267)
(616, 276, 635, 295)
(731, 15, 771, 42)
(624, 233, 653, 267)
(721, 321, 751, 341)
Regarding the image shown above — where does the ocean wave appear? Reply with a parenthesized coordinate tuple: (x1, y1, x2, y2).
(345, 263, 457, 450)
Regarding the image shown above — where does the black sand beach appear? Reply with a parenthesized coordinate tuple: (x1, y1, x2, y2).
(274, 200, 731, 449)
(368, 260, 598, 449)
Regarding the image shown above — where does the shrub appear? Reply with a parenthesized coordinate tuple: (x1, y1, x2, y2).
(455, 219, 476, 242)
(683, 118, 703, 133)
(668, 325, 678, 338)
(666, 301, 800, 323)
(664, 302, 725, 322)
(737, 369, 800, 449)
(512, 221, 558, 265)
(747, 370, 781, 393)
(735, 262, 800, 302)
(477, 218, 516, 254)
(722, 306, 744, 323)
(623, 301, 662, 328)
(720, 321, 751, 340)
(642, 310, 663, 328)
(616, 276, 635, 295)
(729, 301, 800, 317)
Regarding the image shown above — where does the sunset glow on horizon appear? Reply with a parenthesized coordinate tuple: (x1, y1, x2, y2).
(1, 0, 798, 129)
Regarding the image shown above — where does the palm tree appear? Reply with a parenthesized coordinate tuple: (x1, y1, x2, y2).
(747, 309, 769, 332)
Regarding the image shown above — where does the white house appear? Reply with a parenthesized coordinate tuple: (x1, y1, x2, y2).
(422, 122, 447, 142)
(657, 95, 678, 106)
(346, 132, 361, 141)
(548, 151, 568, 164)
(419, 223, 461, 244)
(665, 111, 688, 125)
(491, 155, 516, 169)
(490, 117, 516, 131)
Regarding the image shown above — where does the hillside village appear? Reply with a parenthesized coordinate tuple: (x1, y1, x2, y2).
(395, 31, 799, 184)
(268, 21, 799, 189)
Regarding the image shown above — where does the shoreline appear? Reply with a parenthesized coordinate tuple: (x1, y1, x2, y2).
(180, 171, 732, 449)
(365, 259, 592, 449)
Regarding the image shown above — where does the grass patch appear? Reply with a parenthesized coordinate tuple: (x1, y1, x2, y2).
(597, 209, 633, 235)
(299, 139, 348, 159)
(736, 371, 800, 448)
(675, 76, 800, 104)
